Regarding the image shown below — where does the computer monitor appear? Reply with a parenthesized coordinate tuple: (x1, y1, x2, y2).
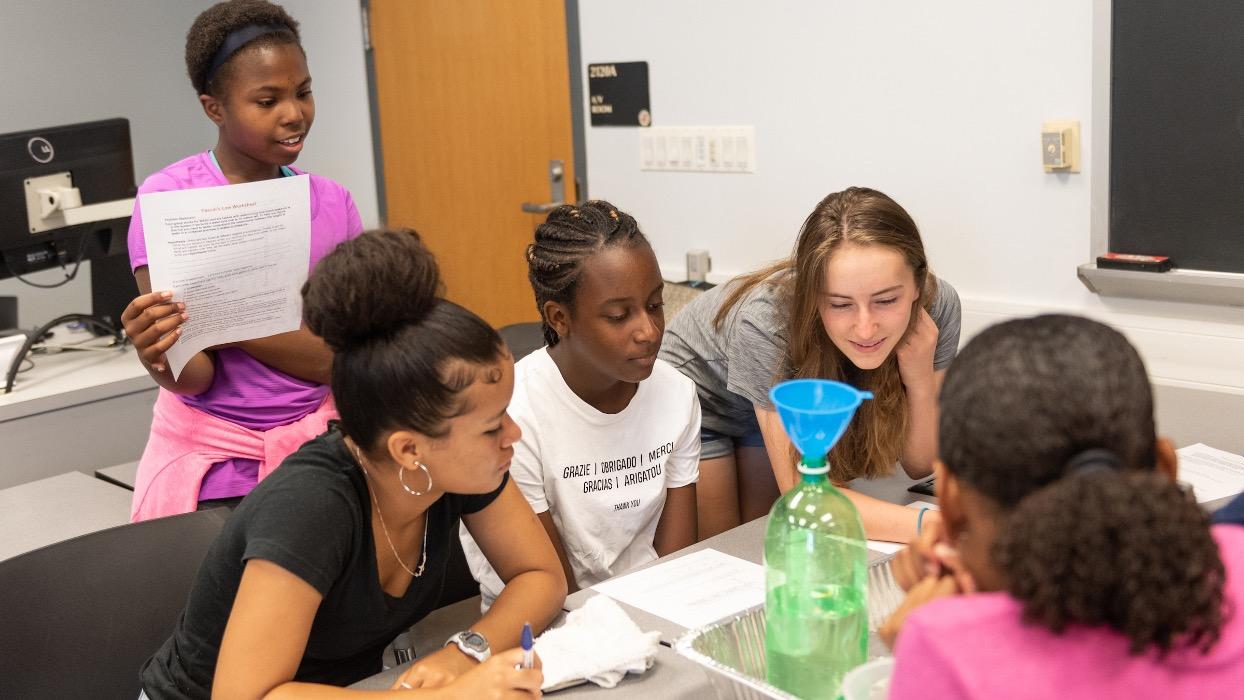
(0, 118, 139, 330)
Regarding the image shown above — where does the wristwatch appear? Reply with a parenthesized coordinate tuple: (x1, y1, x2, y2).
(445, 630, 491, 663)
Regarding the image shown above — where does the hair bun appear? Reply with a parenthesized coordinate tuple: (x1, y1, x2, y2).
(302, 228, 442, 351)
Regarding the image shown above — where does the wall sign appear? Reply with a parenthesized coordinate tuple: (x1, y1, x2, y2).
(588, 61, 650, 127)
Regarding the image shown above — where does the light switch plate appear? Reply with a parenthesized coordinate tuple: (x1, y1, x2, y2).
(1041, 120, 1081, 173)
(641, 126, 755, 173)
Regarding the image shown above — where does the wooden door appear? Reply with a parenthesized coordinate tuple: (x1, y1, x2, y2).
(370, 0, 576, 327)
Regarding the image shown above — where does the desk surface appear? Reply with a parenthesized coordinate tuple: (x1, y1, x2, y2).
(355, 512, 888, 697)
(347, 464, 1244, 696)
(353, 644, 711, 698)
(96, 461, 139, 491)
(561, 467, 930, 644)
(0, 471, 133, 561)
(848, 469, 938, 508)
(0, 332, 152, 423)
(350, 595, 711, 697)
(847, 453, 1242, 513)
(564, 518, 767, 643)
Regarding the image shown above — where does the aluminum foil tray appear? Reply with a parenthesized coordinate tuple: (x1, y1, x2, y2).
(672, 554, 902, 700)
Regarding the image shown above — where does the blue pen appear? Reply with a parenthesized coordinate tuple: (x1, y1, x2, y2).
(520, 622, 534, 669)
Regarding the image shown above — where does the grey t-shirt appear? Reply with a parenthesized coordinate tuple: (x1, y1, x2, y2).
(659, 274, 961, 436)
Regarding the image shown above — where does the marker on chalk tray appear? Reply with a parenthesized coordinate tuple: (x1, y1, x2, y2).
(1096, 252, 1172, 272)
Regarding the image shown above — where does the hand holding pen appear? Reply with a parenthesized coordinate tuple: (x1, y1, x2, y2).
(521, 622, 535, 670)
(400, 648, 542, 697)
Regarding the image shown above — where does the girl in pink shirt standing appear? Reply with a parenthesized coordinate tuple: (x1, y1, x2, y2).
(881, 314, 1244, 699)
(120, 0, 362, 520)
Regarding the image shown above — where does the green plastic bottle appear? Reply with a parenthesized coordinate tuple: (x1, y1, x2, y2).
(764, 454, 868, 700)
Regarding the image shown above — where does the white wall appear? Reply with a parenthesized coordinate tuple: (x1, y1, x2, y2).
(4, 1, 1238, 447)
(0, 0, 378, 327)
(577, 1, 1244, 431)
(281, 0, 379, 228)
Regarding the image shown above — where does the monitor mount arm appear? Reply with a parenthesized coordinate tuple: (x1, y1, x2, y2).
(24, 172, 134, 235)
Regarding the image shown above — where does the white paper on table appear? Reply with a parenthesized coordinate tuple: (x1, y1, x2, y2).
(141, 176, 311, 379)
(590, 549, 763, 629)
(1176, 443, 1244, 504)
(866, 540, 905, 555)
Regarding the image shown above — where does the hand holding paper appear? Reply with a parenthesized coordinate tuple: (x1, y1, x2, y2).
(140, 176, 312, 378)
(120, 290, 186, 374)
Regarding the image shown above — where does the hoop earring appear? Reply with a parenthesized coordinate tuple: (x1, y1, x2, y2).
(400, 461, 433, 496)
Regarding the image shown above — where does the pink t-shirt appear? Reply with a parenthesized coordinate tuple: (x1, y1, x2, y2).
(128, 151, 363, 498)
(889, 525, 1244, 700)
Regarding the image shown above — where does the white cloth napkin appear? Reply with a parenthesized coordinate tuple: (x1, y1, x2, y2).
(535, 594, 662, 691)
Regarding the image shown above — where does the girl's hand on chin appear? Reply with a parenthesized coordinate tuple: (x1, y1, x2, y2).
(892, 513, 976, 595)
(896, 307, 938, 391)
(879, 573, 962, 650)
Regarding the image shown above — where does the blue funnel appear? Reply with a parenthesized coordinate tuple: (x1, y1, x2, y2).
(769, 379, 873, 466)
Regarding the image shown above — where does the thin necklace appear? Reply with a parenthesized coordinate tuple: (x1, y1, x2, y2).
(350, 439, 428, 578)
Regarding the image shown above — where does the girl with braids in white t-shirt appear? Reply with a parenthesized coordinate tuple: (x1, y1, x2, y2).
(463, 201, 700, 604)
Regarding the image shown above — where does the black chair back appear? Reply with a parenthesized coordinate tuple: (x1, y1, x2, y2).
(498, 322, 544, 362)
(0, 508, 230, 700)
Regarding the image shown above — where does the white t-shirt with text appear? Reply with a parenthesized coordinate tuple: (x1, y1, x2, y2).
(461, 347, 701, 606)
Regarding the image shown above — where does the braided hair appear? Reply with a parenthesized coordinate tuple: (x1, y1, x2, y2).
(526, 200, 649, 346)
(185, 0, 302, 96)
(939, 314, 1226, 655)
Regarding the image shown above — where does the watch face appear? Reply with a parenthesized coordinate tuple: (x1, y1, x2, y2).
(461, 632, 488, 652)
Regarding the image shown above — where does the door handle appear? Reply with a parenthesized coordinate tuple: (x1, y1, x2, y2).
(521, 160, 566, 214)
(521, 201, 565, 213)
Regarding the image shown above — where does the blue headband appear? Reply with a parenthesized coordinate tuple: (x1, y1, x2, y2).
(1065, 448, 1121, 477)
(203, 23, 292, 91)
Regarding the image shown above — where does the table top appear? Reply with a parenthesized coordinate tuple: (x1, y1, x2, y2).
(352, 644, 712, 698)
(0, 331, 153, 422)
(561, 468, 927, 644)
(848, 469, 938, 508)
(96, 461, 139, 491)
(563, 517, 766, 643)
(0, 471, 133, 561)
(846, 453, 1242, 513)
(355, 511, 893, 697)
(351, 463, 1244, 697)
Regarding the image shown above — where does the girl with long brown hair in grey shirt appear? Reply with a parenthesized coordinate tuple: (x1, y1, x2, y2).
(661, 187, 960, 541)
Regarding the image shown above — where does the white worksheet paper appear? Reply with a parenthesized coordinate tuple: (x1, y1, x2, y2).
(1177, 443, 1244, 504)
(590, 548, 763, 629)
(141, 176, 311, 379)
(866, 540, 905, 555)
